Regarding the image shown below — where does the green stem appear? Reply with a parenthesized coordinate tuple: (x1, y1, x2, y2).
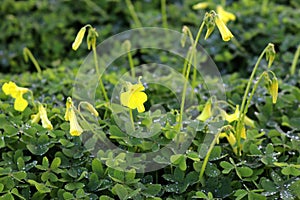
(182, 48, 192, 76)
(192, 48, 198, 88)
(161, 0, 168, 28)
(129, 109, 135, 131)
(290, 44, 300, 75)
(199, 132, 221, 183)
(127, 50, 135, 78)
(28, 90, 37, 110)
(125, 0, 143, 29)
(236, 46, 268, 154)
(23, 48, 42, 80)
(243, 72, 267, 116)
(92, 44, 109, 102)
(177, 22, 205, 131)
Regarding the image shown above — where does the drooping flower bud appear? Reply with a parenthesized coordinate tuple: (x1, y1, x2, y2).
(204, 12, 215, 40)
(197, 99, 212, 121)
(72, 27, 86, 51)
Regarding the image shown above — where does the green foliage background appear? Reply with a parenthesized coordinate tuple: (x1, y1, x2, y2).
(0, 0, 300, 199)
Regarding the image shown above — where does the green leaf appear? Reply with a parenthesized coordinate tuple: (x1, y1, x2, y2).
(125, 169, 136, 182)
(193, 191, 207, 198)
(87, 173, 100, 191)
(63, 192, 74, 200)
(142, 184, 162, 196)
(0, 193, 14, 200)
(237, 166, 253, 177)
(12, 171, 26, 181)
(17, 157, 25, 171)
(248, 192, 266, 200)
(42, 157, 49, 168)
(64, 182, 85, 191)
(27, 180, 51, 193)
(234, 189, 248, 200)
(112, 184, 128, 200)
(0, 133, 5, 149)
(220, 161, 234, 174)
(99, 195, 115, 200)
(92, 158, 104, 178)
(50, 157, 61, 170)
(11, 188, 26, 200)
(0, 183, 4, 192)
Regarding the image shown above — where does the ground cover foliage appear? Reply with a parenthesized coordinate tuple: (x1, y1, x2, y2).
(0, 0, 300, 199)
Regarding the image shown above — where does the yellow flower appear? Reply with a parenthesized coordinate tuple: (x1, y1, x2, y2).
(215, 15, 234, 41)
(72, 27, 86, 51)
(120, 78, 147, 113)
(193, 2, 210, 10)
(216, 5, 236, 24)
(31, 104, 53, 130)
(64, 97, 83, 136)
(2, 81, 29, 111)
(221, 105, 255, 128)
(221, 105, 239, 123)
(69, 109, 83, 136)
(197, 99, 212, 121)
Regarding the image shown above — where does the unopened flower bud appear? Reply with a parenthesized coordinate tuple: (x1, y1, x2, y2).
(72, 27, 86, 51)
(266, 43, 276, 68)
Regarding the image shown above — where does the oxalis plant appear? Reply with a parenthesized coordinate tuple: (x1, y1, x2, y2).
(1, 5, 289, 200)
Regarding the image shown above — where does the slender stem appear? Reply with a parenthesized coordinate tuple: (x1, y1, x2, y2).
(28, 90, 37, 110)
(182, 49, 192, 76)
(161, 0, 168, 28)
(125, 0, 143, 29)
(92, 44, 109, 102)
(129, 109, 135, 131)
(236, 47, 268, 153)
(192, 48, 198, 88)
(199, 132, 221, 183)
(177, 22, 205, 131)
(127, 50, 135, 78)
(290, 44, 300, 75)
(243, 72, 267, 116)
(23, 48, 42, 80)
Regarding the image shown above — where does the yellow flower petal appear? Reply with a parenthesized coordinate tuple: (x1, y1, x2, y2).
(193, 2, 209, 10)
(72, 27, 86, 51)
(64, 97, 73, 121)
(120, 91, 130, 107)
(14, 94, 28, 111)
(217, 5, 236, 24)
(31, 113, 41, 124)
(197, 100, 212, 121)
(39, 104, 53, 130)
(2, 81, 17, 96)
(120, 80, 147, 113)
(215, 15, 234, 41)
(128, 92, 147, 110)
(69, 109, 83, 136)
(222, 105, 239, 123)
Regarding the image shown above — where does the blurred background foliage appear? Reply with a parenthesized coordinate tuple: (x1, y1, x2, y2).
(0, 0, 299, 75)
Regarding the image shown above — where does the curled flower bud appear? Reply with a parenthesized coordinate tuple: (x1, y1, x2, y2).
(72, 27, 86, 51)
